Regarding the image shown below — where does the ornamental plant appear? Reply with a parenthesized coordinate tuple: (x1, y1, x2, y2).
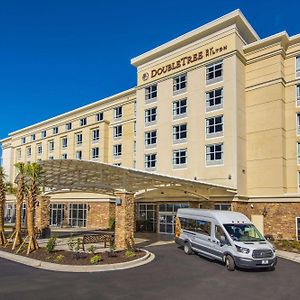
(90, 255, 102, 264)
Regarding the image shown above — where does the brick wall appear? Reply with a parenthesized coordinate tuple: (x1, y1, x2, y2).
(87, 202, 115, 229)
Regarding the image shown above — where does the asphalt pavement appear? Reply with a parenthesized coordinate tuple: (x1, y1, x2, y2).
(0, 243, 299, 300)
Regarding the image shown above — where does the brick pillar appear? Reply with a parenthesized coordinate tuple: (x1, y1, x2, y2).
(35, 195, 50, 231)
(114, 192, 135, 250)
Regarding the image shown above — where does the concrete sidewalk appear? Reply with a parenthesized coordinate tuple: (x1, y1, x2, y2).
(276, 250, 300, 264)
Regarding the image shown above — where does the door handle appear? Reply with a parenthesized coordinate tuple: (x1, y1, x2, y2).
(208, 238, 211, 241)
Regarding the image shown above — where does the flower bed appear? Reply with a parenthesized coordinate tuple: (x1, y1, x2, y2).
(274, 240, 300, 254)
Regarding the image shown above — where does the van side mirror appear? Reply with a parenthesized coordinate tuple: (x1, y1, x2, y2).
(220, 235, 226, 246)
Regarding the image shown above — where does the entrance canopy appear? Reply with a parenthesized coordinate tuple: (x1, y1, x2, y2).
(39, 159, 236, 198)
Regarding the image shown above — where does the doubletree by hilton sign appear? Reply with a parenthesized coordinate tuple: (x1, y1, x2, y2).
(138, 36, 233, 85)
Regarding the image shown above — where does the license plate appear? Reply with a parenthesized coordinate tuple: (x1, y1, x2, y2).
(262, 260, 269, 264)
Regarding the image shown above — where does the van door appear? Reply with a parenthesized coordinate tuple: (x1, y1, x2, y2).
(212, 224, 228, 261)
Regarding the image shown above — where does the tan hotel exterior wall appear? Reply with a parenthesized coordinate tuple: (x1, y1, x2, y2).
(1, 10, 300, 239)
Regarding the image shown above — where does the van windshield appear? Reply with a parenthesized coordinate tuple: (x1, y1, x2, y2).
(223, 223, 265, 242)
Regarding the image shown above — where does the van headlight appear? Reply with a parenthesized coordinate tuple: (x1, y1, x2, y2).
(235, 245, 250, 254)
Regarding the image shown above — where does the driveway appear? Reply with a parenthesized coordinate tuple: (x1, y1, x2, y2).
(0, 243, 298, 300)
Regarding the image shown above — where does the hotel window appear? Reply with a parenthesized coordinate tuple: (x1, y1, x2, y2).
(297, 85, 300, 107)
(92, 129, 100, 143)
(53, 127, 59, 135)
(49, 140, 54, 152)
(173, 124, 187, 143)
(68, 203, 87, 227)
(41, 130, 47, 138)
(91, 147, 99, 160)
(80, 118, 87, 126)
(214, 204, 231, 211)
(75, 150, 82, 160)
(26, 146, 31, 158)
(206, 143, 224, 166)
(96, 112, 103, 122)
(145, 130, 157, 148)
(21, 137, 26, 144)
(113, 125, 122, 139)
(114, 106, 122, 120)
(76, 133, 83, 146)
(296, 56, 300, 78)
(297, 113, 300, 135)
(144, 153, 157, 170)
(206, 88, 223, 111)
(206, 61, 223, 85)
(173, 73, 187, 95)
(49, 156, 54, 160)
(298, 171, 300, 192)
(298, 142, 300, 164)
(114, 163, 122, 166)
(145, 84, 157, 102)
(113, 144, 122, 157)
(16, 148, 21, 160)
(62, 137, 68, 149)
(62, 153, 68, 160)
(31, 134, 36, 141)
(173, 149, 187, 168)
(145, 107, 157, 125)
(173, 99, 187, 119)
(134, 140, 136, 153)
(50, 204, 65, 227)
(206, 115, 223, 138)
(134, 101, 137, 117)
(297, 217, 300, 240)
(37, 143, 42, 156)
(66, 122, 72, 131)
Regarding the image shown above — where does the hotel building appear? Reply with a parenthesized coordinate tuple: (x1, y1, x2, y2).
(1, 10, 300, 240)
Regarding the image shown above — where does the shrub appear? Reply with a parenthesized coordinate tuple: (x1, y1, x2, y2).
(87, 245, 96, 255)
(67, 236, 76, 252)
(54, 255, 64, 263)
(46, 235, 57, 253)
(90, 255, 102, 264)
(109, 218, 115, 230)
(125, 250, 136, 258)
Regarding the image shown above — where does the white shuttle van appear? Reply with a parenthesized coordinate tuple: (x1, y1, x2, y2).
(175, 209, 277, 271)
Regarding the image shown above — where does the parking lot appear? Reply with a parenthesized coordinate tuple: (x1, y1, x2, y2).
(0, 243, 299, 300)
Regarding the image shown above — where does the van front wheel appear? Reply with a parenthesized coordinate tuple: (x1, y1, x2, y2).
(183, 242, 193, 255)
(225, 255, 235, 271)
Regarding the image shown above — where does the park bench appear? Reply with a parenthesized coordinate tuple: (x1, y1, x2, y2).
(81, 232, 114, 251)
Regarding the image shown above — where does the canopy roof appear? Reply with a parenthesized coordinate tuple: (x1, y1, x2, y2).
(39, 159, 236, 198)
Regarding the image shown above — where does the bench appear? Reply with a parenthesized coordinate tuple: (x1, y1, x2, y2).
(81, 233, 114, 251)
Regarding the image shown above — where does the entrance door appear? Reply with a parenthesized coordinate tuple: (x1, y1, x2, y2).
(50, 204, 65, 227)
(159, 213, 176, 234)
(251, 215, 264, 235)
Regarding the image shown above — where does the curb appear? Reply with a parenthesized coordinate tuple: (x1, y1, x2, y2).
(0, 249, 155, 273)
(276, 250, 300, 264)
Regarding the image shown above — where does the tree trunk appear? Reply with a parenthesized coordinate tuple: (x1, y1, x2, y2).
(12, 201, 23, 249)
(0, 202, 6, 245)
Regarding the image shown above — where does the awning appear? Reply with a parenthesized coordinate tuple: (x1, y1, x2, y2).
(39, 159, 236, 198)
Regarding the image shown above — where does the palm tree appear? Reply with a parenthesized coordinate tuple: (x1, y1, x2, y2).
(11, 163, 26, 250)
(0, 166, 7, 245)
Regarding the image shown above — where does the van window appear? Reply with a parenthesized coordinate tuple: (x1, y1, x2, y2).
(223, 223, 265, 242)
(215, 225, 225, 240)
(179, 217, 211, 236)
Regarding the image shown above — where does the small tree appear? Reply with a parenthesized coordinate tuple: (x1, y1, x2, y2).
(0, 167, 7, 245)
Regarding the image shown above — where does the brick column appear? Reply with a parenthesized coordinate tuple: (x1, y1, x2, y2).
(114, 192, 135, 250)
(35, 195, 50, 231)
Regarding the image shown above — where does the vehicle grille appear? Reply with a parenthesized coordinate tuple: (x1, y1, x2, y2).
(252, 249, 273, 259)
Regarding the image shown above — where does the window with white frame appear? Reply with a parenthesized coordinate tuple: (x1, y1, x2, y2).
(91, 147, 99, 160)
(53, 127, 59, 135)
(37, 144, 42, 156)
(31, 134, 36, 141)
(214, 204, 231, 211)
(62, 153, 68, 160)
(145, 130, 157, 148)
(297, 85, 300, 107)
(26, 146, 31, 158)
(68, 203, 87, 227)
(173, 98, 187, 118)
(134, 121, 136, 137)
(114, 106, 122, 119)
(144, 153, 157, 169)
(206, 88, 223, 111)
(113, 144, 122, 157)
(173, 149, 187, 167)
(298, 171, 300, 192)
(75, 150, 82, 160)
(297, 113, 300, 135)
(66, 122, 72, 131)
(173, 124, 187, 143)
(206, 61, 223, 85)
(49, 140, 54, 152)
(96, 112, 103, 122)
(298, 142, 300, 164)
(80, 118, 87, 126)
(145, 84, 157, 102)
(16, 148, 21, 160)
(206, 115, 223, 138)
(62, 137, 68, 149)
(21, 137, 26, 144)
(41, 130, 47, 138)
(296, 56, 300, 78)
(145, 107, 157, 125)
(76, 133, 83, 146)
(134, 101, 137, 117)
(113, 125, 122, 138)
(297, 217, 300, 240)
(173, 73, 187, 94)
(92, 129, 100, 143)
(206, 143, 224, 165)
(114, 163, 122, 166)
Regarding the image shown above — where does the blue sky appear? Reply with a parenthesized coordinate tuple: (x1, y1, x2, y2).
(0, 0, 299, 145)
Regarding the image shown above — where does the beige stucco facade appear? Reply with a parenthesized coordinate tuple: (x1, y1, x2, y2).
(1, 10, 300, 239)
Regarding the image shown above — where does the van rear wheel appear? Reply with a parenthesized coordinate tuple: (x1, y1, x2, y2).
(183, 242, 193, 255)
(225, 255, 235, 271)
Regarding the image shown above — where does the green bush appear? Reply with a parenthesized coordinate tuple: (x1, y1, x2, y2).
(46, 235, 57, 253)
(90, 255, 102, 264)
(87, 245, 96, 255)
(125, 250, 136, 258)
(54, 255, 64, 263)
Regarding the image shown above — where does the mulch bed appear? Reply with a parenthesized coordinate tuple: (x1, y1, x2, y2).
(274, 240, 300, 254)
(0, 245, 145, 265)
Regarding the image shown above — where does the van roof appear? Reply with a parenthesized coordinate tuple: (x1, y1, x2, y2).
(177, 208, 251, 224)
